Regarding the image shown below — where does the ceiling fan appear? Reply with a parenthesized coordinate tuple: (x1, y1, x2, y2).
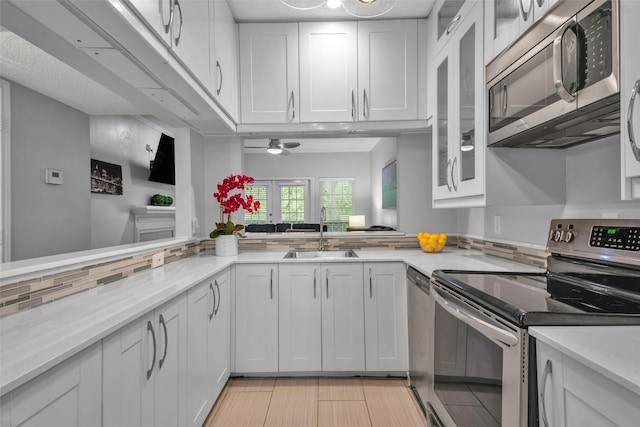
(245, 138, 301, 155)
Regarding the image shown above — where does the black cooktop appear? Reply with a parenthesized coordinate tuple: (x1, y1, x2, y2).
(431, 269, 640, 328)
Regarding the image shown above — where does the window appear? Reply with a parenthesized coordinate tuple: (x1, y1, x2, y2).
(244, 180, 309, 224)
(244, 184, 268, 225)
(280, 185, 306, 223)
(320, 178, 354, 232)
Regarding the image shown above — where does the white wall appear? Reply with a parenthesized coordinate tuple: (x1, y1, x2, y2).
(245, 150, 372, 224)
(189, 129, 206, 238)
(370, 138, 397, 227)
(10, 82, 91, 261)
(396, 133, 457, 234)
(90, 116, 175, 248)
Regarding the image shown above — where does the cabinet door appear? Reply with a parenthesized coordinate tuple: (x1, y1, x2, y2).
(432, 44, 453, 202)
(210, 269, 231, 398)
(485, 0, 534, 64)
(536, 341, 564, 427)
(212, 0, 239, 121)
(321, 263, 365, 372)
(123, 0, 173, 46)
(358, 20, 418, 121)
(235, 264, 279, 372)
(4, 343, 101, 427)
(103, 312, 155, 427)
(364, 263, 408, 372)
(621, 0, 640, 199)
(186, 279, 214, 427)
(171, 0, 211, 89)
(299, 22, 358, 123)
(279, 264, 322, 372)
(239, 23, 299, 124)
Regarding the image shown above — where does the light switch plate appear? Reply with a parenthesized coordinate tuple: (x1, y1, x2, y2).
(45, 169, 63, 185)
(151, 251, 165, 268)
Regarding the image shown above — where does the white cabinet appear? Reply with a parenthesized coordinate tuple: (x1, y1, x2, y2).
(211, 0, 239, 121)
(357, 20, 418, 121)
(364, 263, 408, 372)
(103, 294, 187, 427)
(484, 0, 535, 64)
(536, 340, 640, 427)
(123, 0, 173, 46)
(0, 343, 102, 427)
(170, 0, 211, 89)
(239, 23, 299, 124)
(432, 1, 485, 204)
(321, 263, 365, 372)
(186, 269, 230, 427)
(235, 264, 279, 372)
(621, 0, 640, 200)
(279, 264, 323, 371)
(430, 0, 476, 56)
(299, 22, 358, 123)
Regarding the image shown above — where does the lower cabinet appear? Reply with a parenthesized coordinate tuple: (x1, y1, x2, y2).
(536, 340, 640, 427)
(186, 268, 230, 427)
(235, 264, 279, 373)
(0, 342, 102, 427)
(364, 262, 408, 372)
(103, 294, 188, 427)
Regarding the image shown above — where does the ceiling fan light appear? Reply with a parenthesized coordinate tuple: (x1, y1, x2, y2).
(358, 0, 377, 3)
(327, 0, 342, 8)
(267, 147, 283, 154)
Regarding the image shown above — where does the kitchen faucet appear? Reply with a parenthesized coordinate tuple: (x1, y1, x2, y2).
(319, 206, 326, 251)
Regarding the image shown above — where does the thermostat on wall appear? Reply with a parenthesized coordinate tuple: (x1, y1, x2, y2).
(45, 169, 63, 185)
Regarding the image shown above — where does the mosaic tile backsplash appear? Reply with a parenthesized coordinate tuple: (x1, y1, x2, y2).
(0, 235, 547, 317)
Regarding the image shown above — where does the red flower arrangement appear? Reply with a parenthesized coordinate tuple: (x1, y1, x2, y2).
(210, 174, 261, 238)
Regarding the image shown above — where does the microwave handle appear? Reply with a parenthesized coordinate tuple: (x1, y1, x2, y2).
(553, 18, 577, 103)
(431, 286, 518, 347)
(628, 79, 640, 161)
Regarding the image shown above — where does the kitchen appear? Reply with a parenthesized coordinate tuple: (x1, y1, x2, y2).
(1, 0, 640, 426)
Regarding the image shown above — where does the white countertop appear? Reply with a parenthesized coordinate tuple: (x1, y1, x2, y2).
(0, 248, 540, 396)
(530, 326, 640, 396)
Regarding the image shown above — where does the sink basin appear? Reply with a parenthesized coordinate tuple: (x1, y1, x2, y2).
(284, 249, 359, 259)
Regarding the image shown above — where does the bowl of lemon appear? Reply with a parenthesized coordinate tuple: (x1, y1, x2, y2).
(417, 232, 447, 253)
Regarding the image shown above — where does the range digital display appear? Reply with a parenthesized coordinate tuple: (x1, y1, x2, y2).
(590, 226, 640, 251)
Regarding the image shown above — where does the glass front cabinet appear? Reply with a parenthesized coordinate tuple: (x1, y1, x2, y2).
(432, 1, 485, 206)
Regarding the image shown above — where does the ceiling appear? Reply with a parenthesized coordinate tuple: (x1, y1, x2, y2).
(228, 0, 436, 22)
(244, 137, 383, 153)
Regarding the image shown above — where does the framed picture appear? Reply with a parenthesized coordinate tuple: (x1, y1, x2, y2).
(91, 159, 123, 195)
(382, 160, 397, 209)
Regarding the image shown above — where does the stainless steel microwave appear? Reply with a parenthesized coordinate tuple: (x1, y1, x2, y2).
(487, 0, 620, 148)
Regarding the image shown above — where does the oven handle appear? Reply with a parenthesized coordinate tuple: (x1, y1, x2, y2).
(431, 287, 518, 347)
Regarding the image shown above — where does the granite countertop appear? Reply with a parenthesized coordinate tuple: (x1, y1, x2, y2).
(0, 248, 541, 396)
(530, 326, 640, 396)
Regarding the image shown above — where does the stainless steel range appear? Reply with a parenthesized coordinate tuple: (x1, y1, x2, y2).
(428, 219, 640, 427)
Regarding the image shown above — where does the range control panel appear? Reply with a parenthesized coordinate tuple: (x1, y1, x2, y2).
(546, 219, 640, 265)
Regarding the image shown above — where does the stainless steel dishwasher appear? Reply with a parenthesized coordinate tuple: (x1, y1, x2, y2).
(407, 266, 434, 418)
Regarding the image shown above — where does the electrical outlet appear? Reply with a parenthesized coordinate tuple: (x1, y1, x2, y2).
(151, 251, 165, 268)
(494, 215, 502, 235)
(602, 212, 619, 219)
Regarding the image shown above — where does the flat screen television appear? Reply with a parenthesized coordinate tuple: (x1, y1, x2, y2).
(149, 133, 175, 185)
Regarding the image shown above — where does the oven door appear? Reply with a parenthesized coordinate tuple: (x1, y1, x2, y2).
(430, 282, 527, 427)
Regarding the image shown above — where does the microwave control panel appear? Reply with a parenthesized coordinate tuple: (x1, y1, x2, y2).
(577, 1, 613, 88)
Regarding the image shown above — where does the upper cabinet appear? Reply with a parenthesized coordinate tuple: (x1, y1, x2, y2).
(211, 0, 239, 121)
(123, 0, 173, 47)
(170, 0, 212, 89)
(239, 23, 300, 124)
(239, 20, 418, 125)
(299, 22, 358, 123)
(621, 0, 640, 200)
(357, 20, 418, 121)
(431, 0, 476, 55)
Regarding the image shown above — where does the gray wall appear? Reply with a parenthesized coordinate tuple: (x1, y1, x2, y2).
(370, 138, 397, 228)
(10, 82, 91, 260)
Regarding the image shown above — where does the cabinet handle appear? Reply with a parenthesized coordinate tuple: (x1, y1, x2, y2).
(158, 314, 168, 369)
(313, 268, 317, 299)
(369, 268, 373, 299)
(628, 79, 640, 161)
(146, 320, 156, 380)
(326, 269, 329, 299)
(445, 14, 461, 35)
(216, 60, 223, 96)
(552, 19, 578, 103)
(173, 0, 183, 46)
(536, 0, 544, 6)
(451, 156, 458, 192)
(351, 89, 356, 120)
(209, 282, 216, 320)
(520, 0, 533, 22)
(363, 89, 369, 119)
(270, 269, 274, 300)
(502, 83, 508, 115)
(163, 0, 174, 35)
(445, 159, 452, 192)
(215, 280, 221, 315)
(290, 91, 296, 121)
(540, 359, 553, 427)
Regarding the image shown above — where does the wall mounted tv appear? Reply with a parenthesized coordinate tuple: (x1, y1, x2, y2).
(149, 133, 175, 185)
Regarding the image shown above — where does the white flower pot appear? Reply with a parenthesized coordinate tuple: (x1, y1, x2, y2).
(215, 234, 238, 256)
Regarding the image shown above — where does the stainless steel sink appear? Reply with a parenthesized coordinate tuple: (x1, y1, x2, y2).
(283, 249, 359, 259)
